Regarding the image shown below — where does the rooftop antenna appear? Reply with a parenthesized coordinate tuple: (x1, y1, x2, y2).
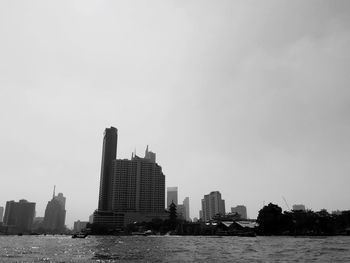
(53, 185, 56, 198)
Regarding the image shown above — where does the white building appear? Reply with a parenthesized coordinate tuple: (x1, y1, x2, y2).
(231, 205, 247, 219)
(201, 191, 225, 221)
(292, 204, 306, 211)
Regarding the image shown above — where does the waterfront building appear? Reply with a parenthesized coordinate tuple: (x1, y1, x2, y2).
(43, 188, 66, 233)
(73, 220, 89, 232)
(183, 197, 190, 221)
(231, 205, 247, 219)
(3, 199, 35, 234)
(292, 204, 306, 211)
(98, 127, 118, 212)
(94, 127, 166, 228)
(167, 187, 178, 208)
(201, 191, 225, 222)
(0, 206, 3, 223)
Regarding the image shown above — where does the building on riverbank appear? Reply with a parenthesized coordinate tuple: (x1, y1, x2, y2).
(93, 127, 167, 229)
(3, 199, 35, 234)
(201, 191, 226, 222)
(43, 189, 66, 233)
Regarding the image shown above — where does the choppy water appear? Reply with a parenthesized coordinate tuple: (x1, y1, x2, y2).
(0, 235, 350, 262)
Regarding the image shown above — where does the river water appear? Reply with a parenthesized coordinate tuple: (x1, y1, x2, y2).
(0, 235, 350, 262)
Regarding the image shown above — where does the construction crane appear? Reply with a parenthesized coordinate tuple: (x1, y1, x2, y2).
(282, 196, 291, 211)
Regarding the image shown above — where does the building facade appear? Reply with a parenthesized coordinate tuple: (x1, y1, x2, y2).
(201, 191, 225, 222)
(94, 127, 166, 228)
(43, 191, 66, 233)
(98, 127, 118, 212)
(3, 199, 35, 234)
(183, 197, 190, 221)
(167, 187, 178, 208)
(0, 206, 3, 223)
(231, 205, 247, 219)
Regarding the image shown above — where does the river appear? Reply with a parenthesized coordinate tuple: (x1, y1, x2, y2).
(1, 235, 350, 262)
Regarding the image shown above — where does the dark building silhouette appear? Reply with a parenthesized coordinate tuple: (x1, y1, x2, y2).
(0, 206, 3, 223)
(98, 127, 118, 212)
(43, 188, 66, 233)
(94, 127, 166, 228)
(3, 199, 35, 234)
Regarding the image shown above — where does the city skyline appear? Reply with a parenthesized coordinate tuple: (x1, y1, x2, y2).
(1, 1, 350, 227)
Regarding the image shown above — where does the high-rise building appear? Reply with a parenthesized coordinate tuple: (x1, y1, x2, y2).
(167, 187, 178, 208)
(201, 191, 225, 222)
(3, 199, 35, 234)
(183, 197, 190, 221)
(98, 127, 118, 212)
(43, 188, 66, 233)
(0, 206, 3, 223)
(231, 205, 247, 219)
(94, 127, 166, 228)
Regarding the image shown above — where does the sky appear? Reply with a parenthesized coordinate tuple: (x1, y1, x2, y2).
(1, 1, 350, 227)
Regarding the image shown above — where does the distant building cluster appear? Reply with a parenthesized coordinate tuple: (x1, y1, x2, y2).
(166, 187, 190, 221)
(0, 188, 66, 235)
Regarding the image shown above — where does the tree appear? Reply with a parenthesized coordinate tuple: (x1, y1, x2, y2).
(169, 201, 177, 222)
(257, 203, 287, 235)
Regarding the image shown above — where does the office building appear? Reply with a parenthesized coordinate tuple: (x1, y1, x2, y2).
(183, 197, 190, 221)
(98, 127, 118, 212)
(73, 220, 89, 232)
(167, 187, 178, 208)
(3, 199, 35, 234)
(0, 206, 3, 223)
(201, 191, 225, 222)
(94, 127, 166, 228)
(231, 205, 247, 219)
(43, 188, 66, 233)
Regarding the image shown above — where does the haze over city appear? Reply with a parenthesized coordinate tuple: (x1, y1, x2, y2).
(1, 1, 350, 227)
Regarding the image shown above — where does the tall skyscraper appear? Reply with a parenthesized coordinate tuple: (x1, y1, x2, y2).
(3, 199, 35, 234)
(43, 188, 66, 233)
(98, 127, 118, 212)
(231, 205, 247, 219)
(94, 127, 166, 228)
(0, 206, 3, 223)
(183, 197, 190, 221)
(201, 191, 225, 221)
(167, 187, 178, 208)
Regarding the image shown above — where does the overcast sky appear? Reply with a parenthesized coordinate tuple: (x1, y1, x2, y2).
(1, 1, 350, 227)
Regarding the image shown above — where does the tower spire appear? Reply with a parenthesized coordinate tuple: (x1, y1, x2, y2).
(145, 145, 149, 158)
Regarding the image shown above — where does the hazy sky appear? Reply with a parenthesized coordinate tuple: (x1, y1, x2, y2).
(1, 1, 350, 227)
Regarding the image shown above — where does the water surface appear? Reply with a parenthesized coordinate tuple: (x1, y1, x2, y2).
(1, 235, 350, 262)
